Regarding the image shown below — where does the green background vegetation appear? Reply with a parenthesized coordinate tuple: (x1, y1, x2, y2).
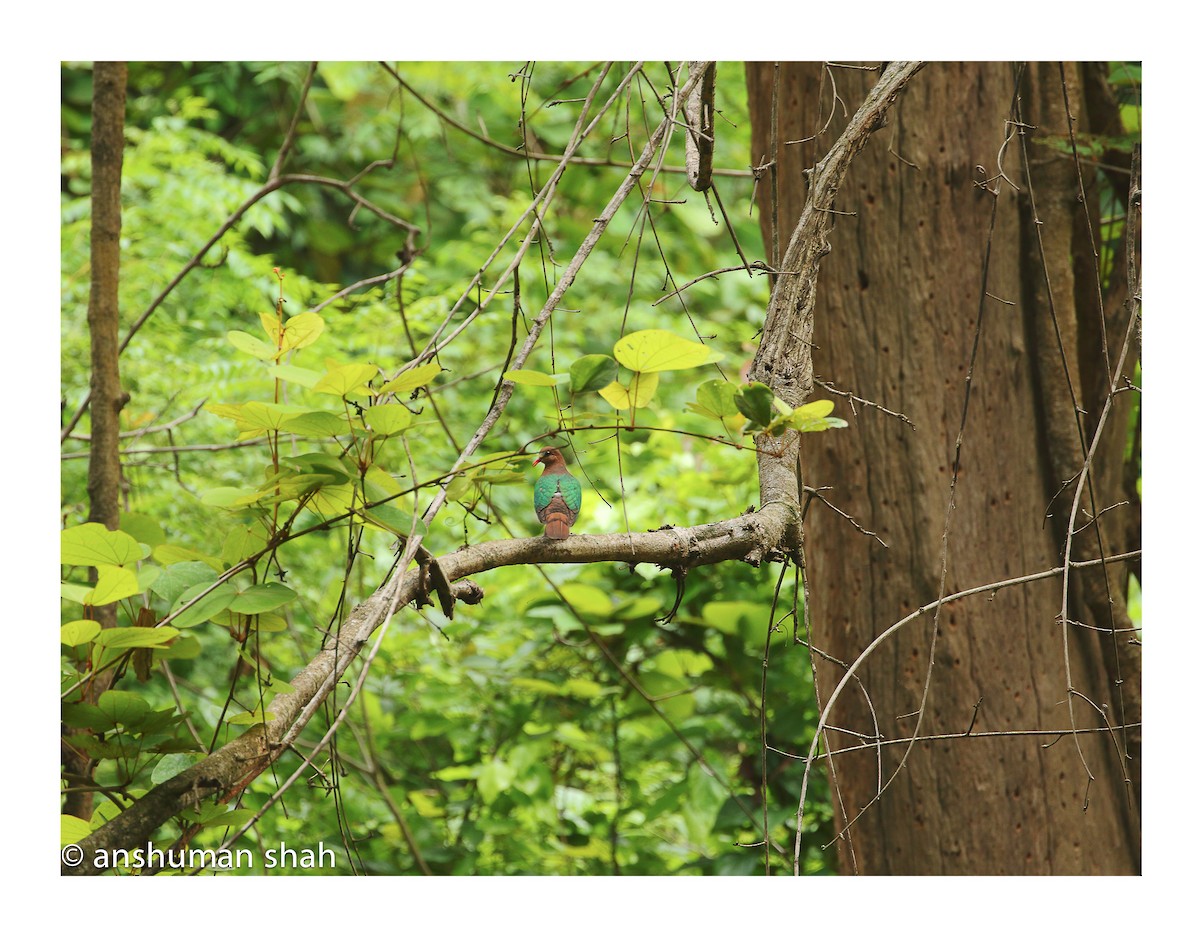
(61, 62, 838, 874)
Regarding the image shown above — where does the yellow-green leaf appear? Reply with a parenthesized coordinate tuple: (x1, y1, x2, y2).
(267, 365, 323, 389)
(60, 583, 93, 605)
(558, 583, 612, 615)
(503, 369, 560, 387)
(61, 523, 144, 567)
(379, 363, 442, 394)
(279, 410, 352, 437)
(613, 329, 720, 373)
(61, 619, 102, 647)
(222, 523, 270, 567)
(227, 708, 275, 726)
(792, 399, 834, 422)
(61, 814, 92, 846)
(362, 404, 412, 435)
(313, 362, 378, 397)
(240, 401, 305, 435)
(278, 312, 324, 354)
(598, 372, 659, 410)
(152, 544, 224, 571)
(227, 330, 276, 360)
(259, 311, 283, 343)
(96, 627, 179, 649)
(85, 565, 139, 606)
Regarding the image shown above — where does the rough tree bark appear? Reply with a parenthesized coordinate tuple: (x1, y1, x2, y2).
(746, 62, 1140, 875)
(62, 61, 128, 823)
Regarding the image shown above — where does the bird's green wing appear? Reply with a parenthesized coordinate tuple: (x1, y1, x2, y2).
(535, 473, 582, 515)
(558, 474, 582, 514)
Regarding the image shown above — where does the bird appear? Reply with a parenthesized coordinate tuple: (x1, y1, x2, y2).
(532, 446, 581, 540)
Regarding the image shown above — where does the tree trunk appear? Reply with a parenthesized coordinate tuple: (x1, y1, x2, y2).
(746, 62, 1140, 875)
(63, 61, 128, 822)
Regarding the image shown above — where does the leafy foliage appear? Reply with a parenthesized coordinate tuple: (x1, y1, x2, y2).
(61, 61, 840, 875)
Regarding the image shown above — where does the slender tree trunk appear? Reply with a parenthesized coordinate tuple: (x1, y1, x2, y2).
(63, 61, 128, 821)
(747, 61, 1140, 875)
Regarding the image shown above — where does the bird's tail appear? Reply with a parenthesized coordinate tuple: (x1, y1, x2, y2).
(542, 513, 571, 540)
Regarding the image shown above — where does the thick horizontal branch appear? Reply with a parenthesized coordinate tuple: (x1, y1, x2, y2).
(64, 501, 791, 874)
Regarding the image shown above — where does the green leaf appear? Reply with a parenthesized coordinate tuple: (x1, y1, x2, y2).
(561, 678, 606, 699)
(511, 677, 562, 695)
(265, 471, 339, 502)
(221, 523, 270, 566)
(60, 582, 93, 604)
(278, 410, 352, 437)
(137, 563, 162, 592)
(171, 583, 237, 628)
(198, 808, 258, 828)
(612, 329, 720, 372)
(570, 354, 619, 393)
(227, 330, 276, 360)
(362, 404, 412, 435)
(379, 363, 442, 394)
(240, 401, 306, 434)
(119, 512, 166, 548)
(792, 399, 834, 422)
(208, 400, 306, 438)
(313, 362, 378, 397)
(477, 758, 515, 803)
(96, 627, 179, 650)
(734, 383, 774, 428)
(308, 482, 357, 520)
(598, 372, 659, 410)
(687, 379, 742, 421)
(683, 761, 725, 845)
(648, 649, 713, 678)
(61, 619, 102, 647)
(152, 545, 224, 572)
(699, 600, 747, 635)
(84, 565, 139, 606)
(407, 790, 444, 818)
(227, 708, 274, 726)
(227, 582, 297, 614)
(61, 523, 144, 567)
(259, 311, 283, 343)
(363, 465, 407, 499)
(61, 814, 92, 846)
(432, 764, 479, 782)
(284, 452, 355, 478)
(212, 612, 287, 632)
(277, 311, 324, 354)
(163, 635, 202, 660)
(557, 583, 612, 615)
(361, 504, 421, 539)
(503, 369, 560, 387)
(97, 690, 151, 728)
(266, 365, 324, 390)
(796, 415, 848, 433)
(151, 754, 197, 785)
(61, 700, 110, 730)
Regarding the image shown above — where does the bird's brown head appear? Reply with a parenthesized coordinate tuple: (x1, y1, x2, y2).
(534, 447, 567, 470)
